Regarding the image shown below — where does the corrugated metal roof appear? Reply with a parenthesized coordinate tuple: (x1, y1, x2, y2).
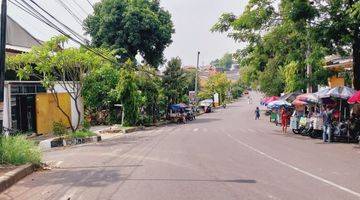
(6, 16, 41, 50)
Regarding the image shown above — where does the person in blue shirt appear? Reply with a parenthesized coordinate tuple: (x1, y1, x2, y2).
(255, 107, 260, 120)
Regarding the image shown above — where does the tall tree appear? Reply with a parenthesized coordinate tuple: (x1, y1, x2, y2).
(312, 0, 360, 89)
(162, 57, 187, 104)
(84, 0, 174, 67)
(210, 53, 234, 70)
(212, 0, 331, 94)
(113, 61, 140, 126)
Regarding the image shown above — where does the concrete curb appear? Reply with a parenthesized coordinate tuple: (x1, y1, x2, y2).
(39, 135, 102, 150)
(0, 164, 36, 193)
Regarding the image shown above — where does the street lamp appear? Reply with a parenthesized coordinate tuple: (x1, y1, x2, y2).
(195, 51, 200, 103)
(0, 0, 7, 102)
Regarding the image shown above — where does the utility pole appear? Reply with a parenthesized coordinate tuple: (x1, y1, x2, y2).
(0, 0, 6, 102)
(195, 51, 200, 103)
(306, 21, 312, 93)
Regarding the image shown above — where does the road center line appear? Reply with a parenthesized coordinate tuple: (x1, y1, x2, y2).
(226, 133, 360, 198)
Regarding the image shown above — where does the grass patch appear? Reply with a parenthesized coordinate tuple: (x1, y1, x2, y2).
(0, 136, 42, 166)
(69, 130, 96, 139)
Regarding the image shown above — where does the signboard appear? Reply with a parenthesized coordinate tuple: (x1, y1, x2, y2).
(214, 93, 219, 107)
(189, 91, 196, 103)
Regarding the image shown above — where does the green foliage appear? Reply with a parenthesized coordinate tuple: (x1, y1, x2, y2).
(0, 136, 41, 165)
(137, 65, 162, 123)
(162, 57, 187, 104)
(231, 81, 244, 99)
(82, 65, 119, 110)
(201, 73, 231, 103)
(212, 0, 338, 94)
(113, 61, 140, 126)
(52, 121, 68, 137)
(281, 61, 305, 93)
(183, 68, 199, 92)
(7, 36, 114, 132)
(84, 0, 174, 67)
(210, 53, 234, 70)
(259, 65, 284, 96)
(82, 120, 91, 131)
(69, 130, 96, 139)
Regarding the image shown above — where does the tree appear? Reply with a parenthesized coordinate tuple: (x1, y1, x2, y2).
(210, 53, 234, 70)
(84, 0, 175, 67)
(82, 65, 119, 111)
(183, 68, 199, 92)
(212, 0, 332, 94)
(200, 73, 231, 103)
(162, 57, 187, 105)
(112, 61, 140, 126)
(311, 0, 360, 89)
(7, 36, 111, 132)
(137, 65, 162, 124)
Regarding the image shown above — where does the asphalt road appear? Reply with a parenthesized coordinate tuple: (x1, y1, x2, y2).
(2, 92, 360, 200)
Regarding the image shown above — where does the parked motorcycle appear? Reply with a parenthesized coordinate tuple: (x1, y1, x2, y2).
(185, 108, 196, 121)
(333, 121, 349, 141)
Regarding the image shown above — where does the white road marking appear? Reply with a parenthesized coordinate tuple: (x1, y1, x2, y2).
(247, 128, 256, 133)
(226, 133, 360, 198)
(193, 128, 199, 132)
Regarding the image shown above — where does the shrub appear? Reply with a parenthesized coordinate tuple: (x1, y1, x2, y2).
(70, 130, 96, 139)
(52, 121, 68, 136)
(82, 120, 91, 131)
(0, 136, 42, 165)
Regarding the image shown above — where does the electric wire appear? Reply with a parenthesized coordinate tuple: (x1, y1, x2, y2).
(9, 0, 161, 77)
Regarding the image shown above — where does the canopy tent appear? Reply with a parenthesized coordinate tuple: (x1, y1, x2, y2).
(348, 91, 360, 104)
(317, 86, 355, 99)
(199, 99, 213, 107)
(169, 103, 188, 111)
(296, 93, 321, 104)
(264, 96, 279, 105)
(267, 100, 292, 109)
(327, 86, 355, 99)
(280, 92, 302, 103)
(292, 99, 308, 106)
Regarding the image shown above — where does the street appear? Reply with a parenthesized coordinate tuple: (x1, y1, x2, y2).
(1, 93, 360, 200)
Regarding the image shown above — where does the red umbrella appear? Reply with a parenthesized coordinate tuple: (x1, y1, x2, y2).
(348, 91, 360, 104)
(264, 96, 279, 105)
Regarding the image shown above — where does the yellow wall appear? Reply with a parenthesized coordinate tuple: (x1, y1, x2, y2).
(36, 93, 72, 135)
(328, 76, 345, 88)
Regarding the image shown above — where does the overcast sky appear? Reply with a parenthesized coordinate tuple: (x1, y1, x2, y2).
(7, 0, 247, 66)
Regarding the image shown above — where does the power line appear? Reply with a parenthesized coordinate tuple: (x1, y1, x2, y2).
(26, 0, 88, 43)
(10, 0, 161, 77)
(55, 0, 83, 27)
(12, 0, 117, 64)
(69, 0, 89, 17)
(86, 0, 94, 9)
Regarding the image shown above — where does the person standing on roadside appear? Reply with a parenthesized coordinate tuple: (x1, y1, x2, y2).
(255, 107, 260, 120)
(323, 106, 333, 143)
(281, 107, 288, 133)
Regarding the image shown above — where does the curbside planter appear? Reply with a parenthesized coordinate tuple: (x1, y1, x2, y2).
(123, 127, 144, 134)
(41, 135, 102, 149)
(0, 164, 36, 193)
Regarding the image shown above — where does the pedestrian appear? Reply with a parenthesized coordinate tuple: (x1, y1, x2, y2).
(247, 96, 251, 104)
(322, 106, 333, 143)
(255, 107, 260, 120)
(281, 107, 288, 133)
